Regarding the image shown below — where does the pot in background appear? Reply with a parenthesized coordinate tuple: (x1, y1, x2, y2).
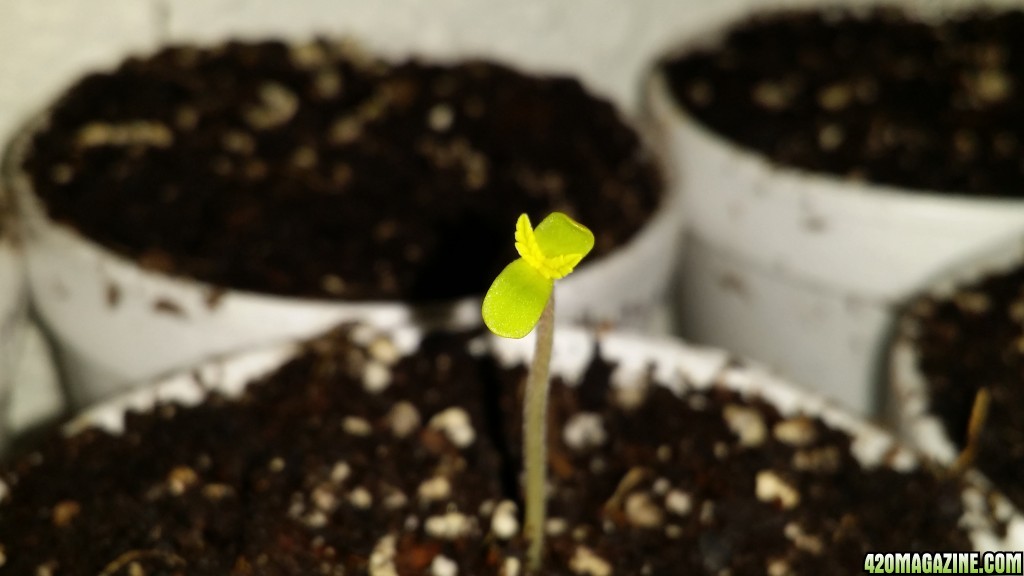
(4, 42, 681, 408)
(889, 233, 1024, 510)
(644, 1, 1024, 416)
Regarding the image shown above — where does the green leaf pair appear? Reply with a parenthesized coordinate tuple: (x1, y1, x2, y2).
(482, 212, 594, 339)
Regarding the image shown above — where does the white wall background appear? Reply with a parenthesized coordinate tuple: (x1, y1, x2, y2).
(0, 0, 773, 147)
(4, 0, 1013, 145)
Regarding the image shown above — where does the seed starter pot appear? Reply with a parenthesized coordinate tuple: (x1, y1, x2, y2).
(645, 1, 1024, 415)
(4, 39, 679, 406)
(889, 233, 1024, 512)
(0, 214, 27, 451)
(0, 325, 1020, 574)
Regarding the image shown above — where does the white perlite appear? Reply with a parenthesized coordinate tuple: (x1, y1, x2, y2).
(767, 558, 792, 576)
(614, 381, 648, 411)
(570, 546, 613, 576)
(491, 500, 519, 539)
(545, 517, 568, 536)
(425, 511, 474, 540)
(343, 416, 373, 436)
(369, 534, 398, 576)
(723, 404, 767, 447)
(773, 417, 817, 447)
(387, 402, 421, 438)
(245, 82, 299, 129)
(563, 413, 608, 451)
(418, 476, 452, 503)
(664, 490, 693, 516)
(330, 461, 351, 484)
(349, 487, 373, 509)
(624, 492, 663, 528)
(383, 487, 409, 510)
(362, 361, 392, 394)
(755, 470, 800, 509)
(428, 104, 455, 132)
(430, 554, 459, 576)
(311, 484, 338, 512)
(784, 522, 824, 555)
(368, 337, 401, 365)
(76, 121, 174, 148)
(500, 557, 521, 576)
(652, 478, 670, 496)
(428, 407, 476, 448)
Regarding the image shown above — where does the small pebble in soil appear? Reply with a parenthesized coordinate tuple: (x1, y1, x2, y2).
(570, 545, 613, 576)
(330, 461, 351, 483)
(387, 401, 421, 438)
(418, 476, 452, 503)
(723, 404, 768, 447)
(500, 557, 521, 576)
(785, 521, 825, 555)
(348, 486, 373, 509)
(342, 415, 373, 436)
(383, 493, 408, 512)
(773, 416, 817, 447)
(624, 492, 664, 528)
(369, 534, 398, 576)
(424, 511, 474, 540)
(545, 517, 569, 537)
(490, 500, 519, 539)
(665, 489, 693, 517)
(563, 412, 608, 451)
(427, 407, 476, 448)
(430, 554, 459, 576)
(362, 362, 392, 393)
(756, 469, 801, 509)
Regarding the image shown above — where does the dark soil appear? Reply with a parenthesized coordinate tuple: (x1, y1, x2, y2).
(662, 7, 1024, 196)
(906, 267, 1024, 510)
(20, 40, 661, 301)
(0, 328, 980, 575)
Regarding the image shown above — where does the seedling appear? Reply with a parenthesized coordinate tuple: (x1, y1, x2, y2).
(951, 386, 991, 476)
(482, 212, 594, 572)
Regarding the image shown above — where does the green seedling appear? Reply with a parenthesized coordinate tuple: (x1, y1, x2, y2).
(482, 212, 594, 572)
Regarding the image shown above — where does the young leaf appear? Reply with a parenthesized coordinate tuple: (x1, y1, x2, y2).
(532, 212, 595, 262)
(482, 259, 553, 339)
(482, 211, 593, 339)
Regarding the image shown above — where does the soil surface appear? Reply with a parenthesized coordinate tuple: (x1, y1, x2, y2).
(663, 8, 1024, 196)
(908, 268, 1024, 510)
(21, 40, 661, 301)
(0, 328, 981, 575)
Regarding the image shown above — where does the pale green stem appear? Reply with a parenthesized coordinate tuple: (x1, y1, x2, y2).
(524, 294, 555, 573)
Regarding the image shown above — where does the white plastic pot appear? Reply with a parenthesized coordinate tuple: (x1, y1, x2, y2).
(0, 225, 27, 450)
(889, 235, 1024, 466)
(63, 324, 1024, 552)
(5, 87, 681, 407)
(644, 0, 1024, 416)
